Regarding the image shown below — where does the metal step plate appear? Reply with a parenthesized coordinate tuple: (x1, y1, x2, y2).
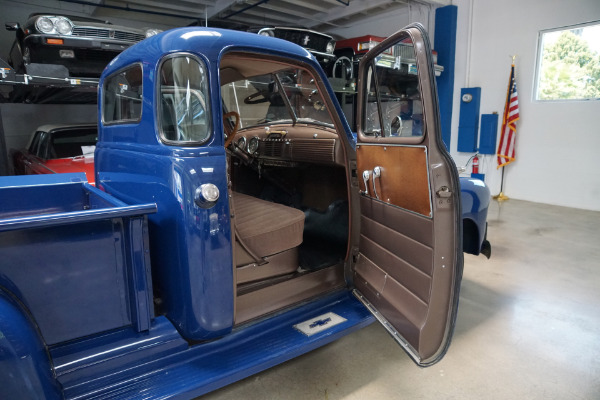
(294, 312, 347, 336)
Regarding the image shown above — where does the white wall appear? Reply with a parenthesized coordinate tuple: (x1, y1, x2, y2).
(451, 0, 600, 211)
(331, 0, 600, 211)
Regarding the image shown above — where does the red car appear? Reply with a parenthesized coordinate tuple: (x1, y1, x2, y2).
(12, 124, 97, 185)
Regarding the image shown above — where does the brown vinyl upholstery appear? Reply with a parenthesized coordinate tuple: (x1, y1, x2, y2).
(232, 192, 305, 283)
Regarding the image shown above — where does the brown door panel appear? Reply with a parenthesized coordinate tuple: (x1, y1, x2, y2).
(356, 145, 431, 216)
(356, 194, 435, 354)
(354, 270, 423, 354)
(353, 24, 462, 366)
(356, 192, 458, 362)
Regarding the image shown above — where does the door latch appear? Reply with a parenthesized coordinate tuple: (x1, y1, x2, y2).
(436, 186, 452, 198)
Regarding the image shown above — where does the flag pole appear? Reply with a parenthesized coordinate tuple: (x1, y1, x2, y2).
(493, 166, 509, 201)
(494, 55, 517, 202)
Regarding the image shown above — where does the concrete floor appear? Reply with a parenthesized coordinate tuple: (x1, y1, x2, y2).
(203, 199, 600, 399)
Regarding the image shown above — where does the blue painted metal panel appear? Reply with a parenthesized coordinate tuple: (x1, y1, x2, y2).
(59, 291, 374, 399)
(51, 316, 189, 387)
(0, 290, 62, 399)
(95, 27, 357, 342)
(0, 175, 156, 344)
(435, 5, 458, 150)
(457, 87, 481, 152)
(96, 145, 234, 341)
(459, 176, 490, 249)
(479, 113, 499, 155)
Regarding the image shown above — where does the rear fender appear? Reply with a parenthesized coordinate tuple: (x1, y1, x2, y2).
(0, 289, 62, 399)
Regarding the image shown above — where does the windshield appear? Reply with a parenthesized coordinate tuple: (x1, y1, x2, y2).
(221, 67, 334, 129)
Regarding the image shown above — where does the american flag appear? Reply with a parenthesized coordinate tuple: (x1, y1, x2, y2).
(497, 64, 519, 168)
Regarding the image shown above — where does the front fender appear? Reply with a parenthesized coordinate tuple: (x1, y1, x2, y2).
(460, 177, 491, 255)
(0, 289, 62, 399)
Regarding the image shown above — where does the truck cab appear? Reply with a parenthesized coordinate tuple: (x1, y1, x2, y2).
(1, 23, 463, 399)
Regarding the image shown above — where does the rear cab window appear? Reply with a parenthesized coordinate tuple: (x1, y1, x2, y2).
(158, 54, 211, 145)
(103, 64, 143, 124)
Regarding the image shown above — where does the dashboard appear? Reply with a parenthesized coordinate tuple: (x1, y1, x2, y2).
(232, 124, 344, 167)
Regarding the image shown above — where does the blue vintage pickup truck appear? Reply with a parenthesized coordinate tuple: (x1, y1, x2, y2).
(0, 24, 464, 399)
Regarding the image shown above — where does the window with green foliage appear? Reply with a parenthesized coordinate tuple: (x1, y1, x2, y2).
(535, 22, 600, 101)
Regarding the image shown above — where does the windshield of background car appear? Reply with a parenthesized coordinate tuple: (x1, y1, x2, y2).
(159, 55, 211, 144)
(221, 67, 334, 129)
(49, 128, 97, 158)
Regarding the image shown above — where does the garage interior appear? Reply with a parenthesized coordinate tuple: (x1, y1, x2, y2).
(202, 199, 600, 399)
(0, 0, 598, 398)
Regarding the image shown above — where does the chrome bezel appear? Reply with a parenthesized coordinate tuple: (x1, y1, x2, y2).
(36, 16, 55, 34)
(55, 17, 73, 35)
(35, 16, 73, 35)
(257, 28, 275, 37)
(248, 136, 260, 154)
(236, 136, 247, 150)
(145, 28, 162, 38)
(326, 40, 336, 54)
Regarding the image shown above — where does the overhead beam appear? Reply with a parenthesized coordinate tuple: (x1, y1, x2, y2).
(277, 0, 330, 13)
(168, 0, 216, 5)
(206, 0, 239, 19)
(114, 0, 207, 16)
(258, 3, 325, 21)
(241, 8, 301, 25)
(258, 3, 342, 28)
(225, 13, 283, 27)
(299, 0, 405, 28)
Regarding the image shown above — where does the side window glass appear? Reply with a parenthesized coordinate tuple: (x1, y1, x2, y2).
(363, 38, 424, 139)
(364, 64, 382, 136)
(38, 132, 51, 159)
(159, 56, 210, 144)
(29, 132, 42, 156)
(103, 64, 143, 124)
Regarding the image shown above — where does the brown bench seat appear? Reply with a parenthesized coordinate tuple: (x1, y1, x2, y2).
(232, 192, 305, 284)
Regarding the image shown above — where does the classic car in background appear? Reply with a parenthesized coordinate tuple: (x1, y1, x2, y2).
(12, 124, 97, 184)
(251, 27, 336, 66)
(190, 20, 336, 66)
(5, 13, 161, 78)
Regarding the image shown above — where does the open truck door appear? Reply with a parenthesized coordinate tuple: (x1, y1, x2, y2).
(353, 23, 463, 366)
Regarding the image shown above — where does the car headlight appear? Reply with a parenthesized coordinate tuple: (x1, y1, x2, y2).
(326, 40, 335, 54)
(145, 28, 162, 38)
(258, 29, 274, 37)
(36, 17, 55, 34)
(54, 17, 73, 35)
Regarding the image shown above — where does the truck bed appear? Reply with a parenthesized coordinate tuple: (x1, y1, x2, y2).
(0, 173, 157, 345)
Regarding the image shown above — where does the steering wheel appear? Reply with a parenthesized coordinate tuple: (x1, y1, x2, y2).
(223, 111, 240, 148)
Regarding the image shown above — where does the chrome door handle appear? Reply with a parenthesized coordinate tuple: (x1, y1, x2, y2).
(362, 170, 371, 196)
(372, 166, 381, 200)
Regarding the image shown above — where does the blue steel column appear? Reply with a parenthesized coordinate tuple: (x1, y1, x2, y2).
(434, 5, 458, 150)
